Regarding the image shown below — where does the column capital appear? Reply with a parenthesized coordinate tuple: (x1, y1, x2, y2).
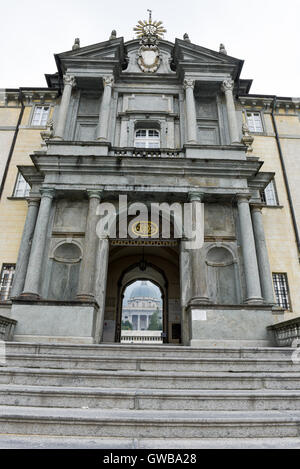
(26, 197, 40, 207)
(103, 76, 114, 88)
(86, 189, 103, 200)
(40, 188, 55, 199)
(188, 191, 205, 202)
(250, 203, 264, 213)
(183, 78, 195, 90)
(221, 79, 234, 93)
(236, 193, 251, 204)
(63, 74, 76, 88)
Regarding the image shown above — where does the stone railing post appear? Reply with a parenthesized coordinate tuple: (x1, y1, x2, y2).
(96, 76, 114, 141)
(10, 197, 40, 297)
(221, 79, 240, 144)
(183, 78, 198, 144)
(251, 204, 275, 304)
(54, 75, 76, 140)
(21, 188, 55, 299)
(77, 190, 103, 301)
(237, 194, 263, 304)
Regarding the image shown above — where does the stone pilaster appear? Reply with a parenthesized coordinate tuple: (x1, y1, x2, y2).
(10, 198, 40, 298)
(187, 192, 210, 304)
(77, 190, 103, 301)
(96, 76, 114, 141)
(183, 78, 198, 144)
(94, 237, 110, 342)
(237, 194, 263, 304)
(54, 75, 76, 140)
(251, 205, 275, 304)
(221, 79, 240, 144)
(21, 188, 55, 299)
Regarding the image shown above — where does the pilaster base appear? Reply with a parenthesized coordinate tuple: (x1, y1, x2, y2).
(10, 299, 100, 344)
(18, 292, 41, 301)
(186, 303, 284, 348)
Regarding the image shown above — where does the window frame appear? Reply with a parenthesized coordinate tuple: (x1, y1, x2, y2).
(245, 111, 264, 134)
(0, 264, 16, 302)
(11, 171, 31, 199)
(272, 273, 291, 311)
(30, 105, 50, 127)
(261, 179, 280, 206)
(134, 128, 160, 149)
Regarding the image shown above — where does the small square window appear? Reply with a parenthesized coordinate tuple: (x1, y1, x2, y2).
(272, 273, 290, 310)
(246, 112, 263, 133)
(13, 172, 30, 198)
(0, 264, 15, 301)
(31, 106, 50, 127)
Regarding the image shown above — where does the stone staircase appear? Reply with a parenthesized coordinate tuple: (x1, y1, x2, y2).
(1, 342, 300, 448)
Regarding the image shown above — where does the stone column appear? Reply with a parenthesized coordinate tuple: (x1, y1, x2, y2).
(221, 79, 240, 144)
(94, 237, 110, 342)
(10, 198, 40, 297)
(251, 205, 275, 304)
(187, 192, 210, 304)
(237, 195, 263, 304)
(54, 75, 76, 140)
(77, 190, 102, 301)
(21, 188, 55, 299)
(96, 76, 114, 141)
(183, 78, 198, 144)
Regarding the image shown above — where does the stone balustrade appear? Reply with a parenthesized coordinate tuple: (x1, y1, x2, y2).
(0, 315, 17, 341)
(112, 148, 183, 158)
(121, 330, 163, 344)
(268, 317, 300, 347)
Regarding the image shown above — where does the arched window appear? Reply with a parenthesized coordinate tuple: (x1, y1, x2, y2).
(134, 129, 160, 148)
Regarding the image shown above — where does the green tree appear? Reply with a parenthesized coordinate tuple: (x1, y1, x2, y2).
(121, 320, 133, 330)
(148, 309, 162, 331)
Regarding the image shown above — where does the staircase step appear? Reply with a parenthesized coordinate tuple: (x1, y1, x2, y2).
(3, 353, 299, 372)
(0, 435, 300, 449)
(4, 342, 296, 360)
(1, 384, 300, 411)
(1, 406, 300, 439)
(1, 367, 300, 389)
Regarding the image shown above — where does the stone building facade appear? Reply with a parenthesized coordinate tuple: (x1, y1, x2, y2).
(0, 17, 299, 347)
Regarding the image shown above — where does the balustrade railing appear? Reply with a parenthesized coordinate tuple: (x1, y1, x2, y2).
(112, 148, 183, 158)
(268, 317, 300, 347)
(121, 330, 163, 344)
(0, 315, 17, 341)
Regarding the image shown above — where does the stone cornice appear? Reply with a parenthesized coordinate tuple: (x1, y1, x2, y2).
(239, 95, 300, 113)
(30, 153, 263, 180)
(0, 89, 58, 106)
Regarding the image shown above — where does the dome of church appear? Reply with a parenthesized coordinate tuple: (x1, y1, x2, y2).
(130, 281, 160, 299)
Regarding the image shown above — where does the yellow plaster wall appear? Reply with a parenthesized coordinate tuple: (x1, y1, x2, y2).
(0, 106, 49, 269)
(253, 130, 300, 316)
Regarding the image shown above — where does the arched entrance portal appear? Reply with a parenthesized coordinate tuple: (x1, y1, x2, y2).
(102, 242, 181, 344)
(120, 280, 164, 344)
(116, 262, 168, 343)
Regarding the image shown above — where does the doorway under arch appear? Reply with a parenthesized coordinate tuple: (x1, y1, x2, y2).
(115, 261, 169, 343)
(120, 279, 164, 344)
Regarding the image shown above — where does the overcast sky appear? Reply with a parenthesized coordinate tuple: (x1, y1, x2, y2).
(0, 0, 299, 96)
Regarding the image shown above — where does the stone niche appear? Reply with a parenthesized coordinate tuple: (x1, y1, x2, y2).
(48, 242, 82, 301)
(206, 245, 239, 304)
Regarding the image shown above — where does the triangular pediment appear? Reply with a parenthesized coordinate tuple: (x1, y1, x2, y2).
(174, 39, 242, 66)
(57, 38, 124, 61)
(173, 38, 243, 79)
(55, 38, 125, 76)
